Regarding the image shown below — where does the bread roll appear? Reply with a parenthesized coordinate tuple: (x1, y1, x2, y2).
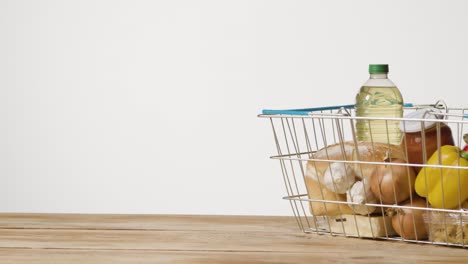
(305, 141, 405, 216)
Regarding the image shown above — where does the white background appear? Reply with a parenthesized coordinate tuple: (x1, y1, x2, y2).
(1, 0, 468, 215)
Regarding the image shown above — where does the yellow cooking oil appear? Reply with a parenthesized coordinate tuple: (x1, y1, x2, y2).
(355, 65, 403, 145)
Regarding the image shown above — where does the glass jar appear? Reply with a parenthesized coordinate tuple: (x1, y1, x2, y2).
(400, 109, 454, 173)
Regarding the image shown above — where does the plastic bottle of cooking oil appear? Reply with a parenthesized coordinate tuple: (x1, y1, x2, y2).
(355, 64, 403, 145)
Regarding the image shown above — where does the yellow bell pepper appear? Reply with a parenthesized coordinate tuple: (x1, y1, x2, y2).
(415, 145, 468, 209)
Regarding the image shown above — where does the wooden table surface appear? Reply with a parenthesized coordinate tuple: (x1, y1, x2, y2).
(0, 213, 467, 263)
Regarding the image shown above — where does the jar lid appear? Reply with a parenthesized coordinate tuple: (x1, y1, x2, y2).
(400, 108, 445, 133)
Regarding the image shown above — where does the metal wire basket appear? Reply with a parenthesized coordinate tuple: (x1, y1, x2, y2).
(259, 101, 468, 248)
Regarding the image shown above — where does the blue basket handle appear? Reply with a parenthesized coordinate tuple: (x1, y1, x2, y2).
(261, 103, 414, 116)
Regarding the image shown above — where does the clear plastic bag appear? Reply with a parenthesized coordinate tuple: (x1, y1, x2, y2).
(423, 209, 468, 245)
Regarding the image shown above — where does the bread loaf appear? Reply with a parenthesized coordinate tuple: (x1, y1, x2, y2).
(305, 141, 405, 216)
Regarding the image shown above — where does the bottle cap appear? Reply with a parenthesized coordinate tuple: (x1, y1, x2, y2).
(369, 64, 389, 74)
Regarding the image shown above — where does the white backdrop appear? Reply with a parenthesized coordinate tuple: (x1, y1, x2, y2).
(2, 0, 468, 215)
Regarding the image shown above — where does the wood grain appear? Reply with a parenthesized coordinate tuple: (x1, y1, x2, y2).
(0, 213, 298, 232)
(0, 214, 466, 263)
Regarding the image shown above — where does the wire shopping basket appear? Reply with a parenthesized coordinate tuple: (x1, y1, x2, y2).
(259, 101, 468, 248)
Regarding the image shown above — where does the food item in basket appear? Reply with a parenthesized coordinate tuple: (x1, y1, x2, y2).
(305, 174, 354, 216)
(325, 214, 396, 238)
(388, 197, 428, 240)
(355, 64, 403, 145)
(424, 202, 468, 244)
(347, 178, 378, 215)
(429, 220, 468, 245)
(323, 162, 356, 194)
(415, 145, 468, 209)
(305, 141, 405, 216)
(370, 158, 416, 205)
(463, 133, 468, 152)
(400, 108, 454, 173)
